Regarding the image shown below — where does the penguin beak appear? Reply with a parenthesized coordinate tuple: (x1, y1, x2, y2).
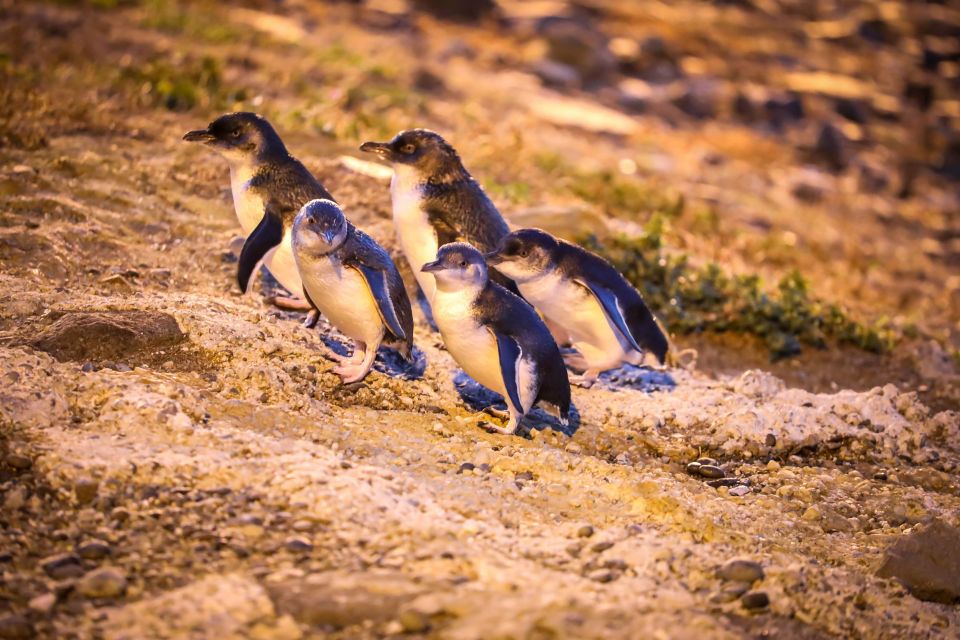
(484, 251, 504, 266)
(183, 128, 215, 143)
(420, 260, 443, 273)
(322, 229, 337, 245)
(359, 141, 393, 159)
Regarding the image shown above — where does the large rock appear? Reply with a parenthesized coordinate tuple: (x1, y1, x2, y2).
(27, 310, 184, 363)
(537, 16, 616, 86)
(265, 570, 428, 628)
(876, 519, 960, 603)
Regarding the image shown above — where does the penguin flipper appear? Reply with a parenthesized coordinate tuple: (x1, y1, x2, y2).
(425, 206, 462, 247)
(574, 278, 645, 353)
(492, 330, 525, 415)
(351, 263, 406, 341)
(238, 209, 283, 293)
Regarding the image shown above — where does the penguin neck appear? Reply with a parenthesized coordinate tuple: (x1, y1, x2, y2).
(432, 278, 484, 305)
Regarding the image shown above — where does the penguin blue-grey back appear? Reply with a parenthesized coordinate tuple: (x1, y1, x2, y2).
(423, 242, 570, 435)
(487, 228, 669, 387)
(359, 129, 516, 302)
(292, 199, 414, 384)
(183, 112, 333, 303)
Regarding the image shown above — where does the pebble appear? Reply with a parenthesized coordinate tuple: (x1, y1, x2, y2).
(696, 457, 718, 466)
(802, 505, 822, 521)
(741, 590, 770, 610)
(591, 541, 614, 553)
(398, 609, 430, 633)
(698, 465, 725, 479)
(41, 553, 84, 579)
(576, 525, 595, 538)
(588, 569, 617, 583)
(77, 539, 111, 560)
(5, 454, 32, 470)
(765, 433, 777, 447)
(74, 478, 99, 504)
(766, 460, 781, 472)
(28, 593, 56, 615)
(717, 559, 765, 583)
(729, 485, 751, 497)
(284, 537, 313, 553)
(77, 567, 127, 599)
(457, 462, 475, 474)
(0, 614, 32, 639)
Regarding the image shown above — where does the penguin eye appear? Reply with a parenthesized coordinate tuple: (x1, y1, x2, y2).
(401, 143, 416, 154)
(231, 128, 242, 138)
(459, 260, 467, 267)
(520, 250, 528, 258)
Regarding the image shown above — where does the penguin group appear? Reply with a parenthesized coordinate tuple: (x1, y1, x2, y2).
(184, 113, 670, 435)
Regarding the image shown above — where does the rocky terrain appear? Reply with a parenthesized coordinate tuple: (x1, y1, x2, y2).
(1, 1, 959, 639)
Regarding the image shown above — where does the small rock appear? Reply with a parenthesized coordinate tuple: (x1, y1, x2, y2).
(398, 609, 430, 633)
(706, 478, 740, 488)
(812, 122, 850, 171)
(764, 433, 777, 447)
(741, 590, 770, 610)
(457, 462, 475, 474)
(717, 559, 765, 583)
(576, 525, 595, 538)
(0, 614, 32, 639)
(591, 541, 614, 553)
(696, 457, 718, 466)
(802, 506, 822, 521)
(77, 540, 111, 560)
(5, 454, 32, 470)
(532, 60, 580, 89)
(729, 485, 751, 497)
(28, 593, 56, 615)
(41, 553, 84, 579)
(766, 460, 781, 472)
(698, 465, 725, 479)
(588, 569, 616, 583)
(876, 519, 960, 603)
(77, 567, 127, 599)
(284, 537, 313, 553)
(686, 462, 702, 475)
(74, 478, 99, 504)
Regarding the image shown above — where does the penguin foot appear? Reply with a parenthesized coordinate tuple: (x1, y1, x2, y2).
(267, 295, 312, 311)
(333, 361, 373, 384)
(568, 369, 600, 388)
(562, 352, 588, 371)
(333, 342, 377, 384)
(482, 406, 510, 420)
(483, 415, 521, 435)
(303, 309, 320, 329)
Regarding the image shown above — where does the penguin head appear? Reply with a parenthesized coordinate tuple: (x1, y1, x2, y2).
(360, 129, 465, 181)
(421, 242, 487, 291)
(485, 229, 558, 282)
(293, 199, 348, 254)
(183, 112, 286, 163)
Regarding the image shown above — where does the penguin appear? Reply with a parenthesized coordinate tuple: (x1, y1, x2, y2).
(292, 199, 414, 384)
(486, 228, 669, 387)
(359, 129, 517, 303)
(183, 112, 333, 311)
(421, 242, 570, 435)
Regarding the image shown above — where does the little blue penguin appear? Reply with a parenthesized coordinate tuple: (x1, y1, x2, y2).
(359, 129, 517, 302)
(292, 199, 414, 384)
(486, 228, 669, 386)
(421, 242, 570, 434)
(183, 112, 333, 309)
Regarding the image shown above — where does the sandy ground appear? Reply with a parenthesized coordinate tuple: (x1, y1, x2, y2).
(1, 1, 959, 638)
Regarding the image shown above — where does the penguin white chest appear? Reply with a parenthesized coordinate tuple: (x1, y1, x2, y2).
(390, 170, 438, 300)
(431, 289, 505, 397)
(519, 271, 627, 369)
(229, 167, 303, 297)
(297, 255, 384, 344)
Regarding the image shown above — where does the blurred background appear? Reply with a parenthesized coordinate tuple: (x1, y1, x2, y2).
(1, 0, 958, 407)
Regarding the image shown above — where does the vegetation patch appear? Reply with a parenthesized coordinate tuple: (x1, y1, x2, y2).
(582, 215, 901, 360)
(120, 55, 245, 111)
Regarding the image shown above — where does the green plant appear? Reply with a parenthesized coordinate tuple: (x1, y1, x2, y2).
(581, 216, 899, 360)
(121, 55, 245, 111)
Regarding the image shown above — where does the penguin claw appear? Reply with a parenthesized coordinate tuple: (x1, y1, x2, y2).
(333, 363, 372, 384)
(483, 406, 510, 420)
(303, 309, 320, 329)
